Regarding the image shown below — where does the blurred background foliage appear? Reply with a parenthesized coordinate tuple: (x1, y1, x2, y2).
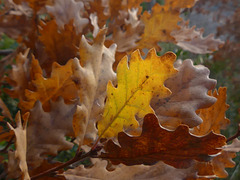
(0, 0, 240, 179)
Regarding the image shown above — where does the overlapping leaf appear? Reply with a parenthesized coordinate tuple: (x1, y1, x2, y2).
(4, 49, 30, 101)
(98, 48, 177, 138)
(20, 58, 78, 112)
(46, 0, 89, 33)
(171, 22, 224, 54)
(100, 114, 226, 168)
(71, 29, 117, 145)
(26, 98, 76, 168)
(192, 87, 230, 135)
(152, 59, 216, 129)
(191, 87, 233, 179)
(64, 159, 197, 180)
(39, 20, 81, 69)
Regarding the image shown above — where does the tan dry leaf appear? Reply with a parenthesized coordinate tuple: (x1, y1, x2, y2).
(152, 59, 216, 129)
(72, 29, 117, 146)
(171, 22, 224, 54)
(112, 8, 144, 53)
(224, 138, 240, 152)
(7, 111, 30, 180)
(26, 98, 76, 168)
(64, 159, 197, 180)
(4, 49, 30, 101)
(46, 0, 89, 33)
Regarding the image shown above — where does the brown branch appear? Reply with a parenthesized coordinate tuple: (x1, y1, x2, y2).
(227, 123, 240, 143)
(0, 49, 14, 56)
(30, 147, 101, 180)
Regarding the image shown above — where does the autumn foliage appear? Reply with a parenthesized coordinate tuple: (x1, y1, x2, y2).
(0, 0, 239, 180)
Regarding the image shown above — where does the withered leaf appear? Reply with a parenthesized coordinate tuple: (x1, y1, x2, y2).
(152, 59, 216, 129)
(100, 114, 226, 169)
(64, 159, 197, 180)
(46, 0, 89, 33)
(26, 98, 76, 168)
(7, 111, 30, 180)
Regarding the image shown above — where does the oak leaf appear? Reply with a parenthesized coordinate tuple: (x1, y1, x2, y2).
(164, 0, 196, 9)
(39, 20, 81, 68)
(171, 22, 224, 54)
(98, 48, 177, 138)
(112, 8, 144, 53)
(224, 138, 240, 152)
(20, 58, 78, 112)
(26, 98, 76, 168)
(192, 87, 230, 135)
(72, 29, 117, 145)
(7, 111, 30, 180)
(152, 59, 216, 129)
(137, 3, 182, 50)
(0, 98, 14, 142)
(100, 114, 226, 168)
(4, 49, 30, 101)
(64, 159, 197, 180)
(46, 0, 89, 33)
(191, 87, 233, 179)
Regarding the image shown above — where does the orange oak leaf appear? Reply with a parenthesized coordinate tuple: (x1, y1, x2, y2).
(191, 87, 233, 179)
(152, 59, 216, 129)
(19, 58, 78, 112)
(100, 114, 226, 169)
(164, 0, 196, 9)
(7, 111, 30, 180)
(39, 20, 81, 68)
(192, 87, 230, 135)
(25, 0, 49, 13)
(0, 98, 13, 121)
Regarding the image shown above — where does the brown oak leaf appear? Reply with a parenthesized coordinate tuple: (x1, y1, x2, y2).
(100, 114, 226, 169)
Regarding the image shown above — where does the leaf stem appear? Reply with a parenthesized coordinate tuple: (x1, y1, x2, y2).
(30, 148, 99, 180)
(227, 123, 240, 143)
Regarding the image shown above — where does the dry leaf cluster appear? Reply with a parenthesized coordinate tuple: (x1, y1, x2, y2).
(0, 0, 239, 180)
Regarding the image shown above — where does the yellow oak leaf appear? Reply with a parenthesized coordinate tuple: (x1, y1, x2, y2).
(137, 3, 182, 50)
(98, 48, 177, 138)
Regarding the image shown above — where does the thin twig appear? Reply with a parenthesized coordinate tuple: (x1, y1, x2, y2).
(227, 123, 240, 143)
(30, 148, 100, 180)
(0, 49, 14, 56)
